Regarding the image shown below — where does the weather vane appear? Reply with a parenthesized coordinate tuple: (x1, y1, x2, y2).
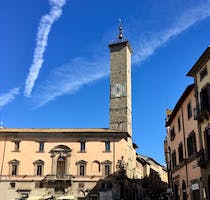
(118, 18, 123, 40)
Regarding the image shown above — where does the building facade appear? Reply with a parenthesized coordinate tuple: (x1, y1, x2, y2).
(0, 128, 136, 200)
(0, 26, 168, 200)
(0, 27, 150, 200)
(165, 84, 202, 200)
(187, 46, 210, 199)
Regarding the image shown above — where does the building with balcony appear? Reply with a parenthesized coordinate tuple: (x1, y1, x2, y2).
(187, 46, 210, 199)
(165, 84, 202, 200)
(0, 26, 162, 200)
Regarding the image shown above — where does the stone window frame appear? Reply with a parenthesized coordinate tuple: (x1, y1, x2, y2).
(8, 159, 20, 176)
(33, 159, 44, 176)
(200, 66, 208, 81)
(76, 160, 87, 176)
(187, 131, 197, 157)
(101, 160, 112, 176)
(49, 145, 71, 176)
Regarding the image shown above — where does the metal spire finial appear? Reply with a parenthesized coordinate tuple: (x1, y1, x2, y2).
(118, 18, 123, 40)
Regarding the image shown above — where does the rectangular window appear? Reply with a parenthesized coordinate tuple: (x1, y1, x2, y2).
(12, 165, 18, 176)
(171, 150, 176, 169)
(200, 66, 208, 81)
(80, 141, 86, 152)
(14, 141, 20, 151)
(39, 142, 44, 152)
(206, 128, 210, 160)
(178, 117, 181, 131)
(178, 143, 184, 162)
(10, 182, 16, 188)
(104, 165, 111, 176)
(36, 165, 43, 176)
(105, 141, 110, 151)
(170, 127, 175, 141)
(187, 102, 192, 119)
(187, 132, 197, 157)
(35, 182, 43, 188)
(79, 165, 85, 176)
(78, 182, 84, 188)
(200, 84, 210, 112)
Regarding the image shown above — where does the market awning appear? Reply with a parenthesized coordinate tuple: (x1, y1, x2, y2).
(57, 195, 74, 199)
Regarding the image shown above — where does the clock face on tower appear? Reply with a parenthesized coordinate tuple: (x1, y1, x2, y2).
(111, 83, 126, 97)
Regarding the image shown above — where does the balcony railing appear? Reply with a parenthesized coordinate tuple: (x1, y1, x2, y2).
(197, 149, 210, 167)
(43, 174, 73, 181)
(193, 105, 210, 122)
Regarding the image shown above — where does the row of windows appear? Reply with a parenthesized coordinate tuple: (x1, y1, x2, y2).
(12, 141, 111, 152)
(8, 159, 112, 177)
(171, 132, 197, 169)
(170, 102, 193, 141)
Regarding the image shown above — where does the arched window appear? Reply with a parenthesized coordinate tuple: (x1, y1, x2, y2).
(57, 156, 66, 177)
(91, 161, 100, 173)
(50, 145, 71, 176)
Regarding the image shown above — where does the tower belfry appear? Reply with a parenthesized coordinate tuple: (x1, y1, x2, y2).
(109, 21, 133, 136)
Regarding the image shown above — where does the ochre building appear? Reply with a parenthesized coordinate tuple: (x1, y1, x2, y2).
(0, 28, 146, 200)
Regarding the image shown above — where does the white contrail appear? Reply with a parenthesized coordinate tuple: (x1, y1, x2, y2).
(133, 2, 210, 64)
(33, 1, 210, 107)
(34, 56, 109, 107)
(24, 0, 66, 97)
(0, 88, 20, 109)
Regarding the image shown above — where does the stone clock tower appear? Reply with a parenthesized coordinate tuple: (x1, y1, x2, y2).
(109, 23, 133, 136)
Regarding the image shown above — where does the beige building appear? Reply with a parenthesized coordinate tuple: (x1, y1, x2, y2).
(187, 46, 210, 199)
(165, 84, 202, 200)
(0, 27, 140, 200)
(0, 26, 168, 200)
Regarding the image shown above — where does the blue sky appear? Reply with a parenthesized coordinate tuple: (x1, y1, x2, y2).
(1, 0, 210, 164)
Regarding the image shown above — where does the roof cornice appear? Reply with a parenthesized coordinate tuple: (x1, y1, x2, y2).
(187, 46, 210, 76)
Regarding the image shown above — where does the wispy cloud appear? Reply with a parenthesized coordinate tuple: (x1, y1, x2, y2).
(34, 57, 109, 107)
(133, 2, 210, 64)
(33, 1, 210, 107)
(24, 0, 66, 97)
(0, 88, 20, 109)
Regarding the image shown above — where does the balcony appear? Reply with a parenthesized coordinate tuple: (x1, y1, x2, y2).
(41, 175, 73, 189)
(197, 149, 210, 167)
(193, 104, 210, 122)
(43, 174, 73, 181)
